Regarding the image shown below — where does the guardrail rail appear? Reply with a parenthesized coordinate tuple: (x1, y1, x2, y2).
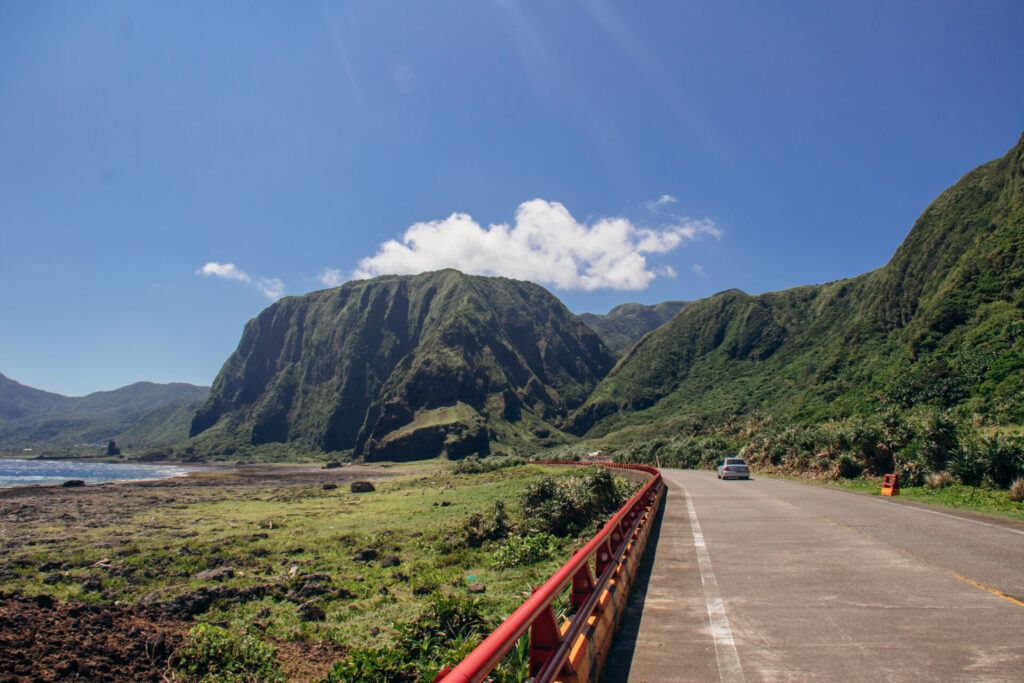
(435, 461, 665, 683)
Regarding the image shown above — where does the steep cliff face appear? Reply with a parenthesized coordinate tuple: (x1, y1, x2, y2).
(190, 270, 614, 459)
(571, 134, 1024, 435)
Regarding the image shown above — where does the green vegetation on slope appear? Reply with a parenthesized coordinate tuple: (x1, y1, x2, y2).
(578, 300, 689, 357)
(0, 374, 209, 449)
(573, 133, 1024, 437)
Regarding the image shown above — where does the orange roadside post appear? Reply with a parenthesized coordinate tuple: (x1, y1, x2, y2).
(881, 474, 899, 496)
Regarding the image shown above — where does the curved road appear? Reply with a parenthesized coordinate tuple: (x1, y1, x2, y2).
(607, 470, 1024, 682)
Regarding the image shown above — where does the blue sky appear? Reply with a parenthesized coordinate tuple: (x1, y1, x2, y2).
(2, 1, 1022, 396)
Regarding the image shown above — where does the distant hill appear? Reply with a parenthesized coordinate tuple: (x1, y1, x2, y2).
(569, 133, 1024, 437)
(0, 374, 209, 449)
(190, 270, 615, 460)
(579, 300, 689, 356)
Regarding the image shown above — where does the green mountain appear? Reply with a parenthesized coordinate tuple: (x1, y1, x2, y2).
(0, 374, 209, 449)
(570, 133, 1024, 437)
(579, 300, 689, 356)
(190, 270, 615, 460)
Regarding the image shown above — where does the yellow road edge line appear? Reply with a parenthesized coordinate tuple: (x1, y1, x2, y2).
(822, 516, 1024, 609)
(946, 571, 1024, 608)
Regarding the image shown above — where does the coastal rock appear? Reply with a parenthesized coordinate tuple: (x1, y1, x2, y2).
(62, 480, 85, 488)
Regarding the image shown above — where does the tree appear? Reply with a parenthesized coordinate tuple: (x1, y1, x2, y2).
(107, 440, 120, 456)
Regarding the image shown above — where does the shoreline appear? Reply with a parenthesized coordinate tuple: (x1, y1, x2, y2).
(0, 460, 235, 497)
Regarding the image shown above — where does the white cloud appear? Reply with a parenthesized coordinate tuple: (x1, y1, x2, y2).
(646, 194, 679, 212)
(257, 278, 286, 300)
(354, 199, 718, 291)
(692, 264, 710, 278)
(318, 268, 345, 287)
(195, 262, 251, 283)
(196, 262, 285, 300)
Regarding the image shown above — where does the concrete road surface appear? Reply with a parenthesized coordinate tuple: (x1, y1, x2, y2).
(606, 469, 1024, 682)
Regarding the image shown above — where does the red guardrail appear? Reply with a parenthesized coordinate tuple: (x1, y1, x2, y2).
(435, 461, 664, 683)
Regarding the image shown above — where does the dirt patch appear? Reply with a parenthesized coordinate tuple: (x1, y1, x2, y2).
(0, 591, 186, 682)
(272, 638, 349, 682)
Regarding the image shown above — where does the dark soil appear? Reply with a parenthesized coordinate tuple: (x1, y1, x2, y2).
(0, 591, 186, 682)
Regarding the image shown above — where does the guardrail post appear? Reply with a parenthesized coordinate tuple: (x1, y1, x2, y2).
(571, 563, 596, 612)
(595, 538, 614, 578)
(530, 605, 564, 675)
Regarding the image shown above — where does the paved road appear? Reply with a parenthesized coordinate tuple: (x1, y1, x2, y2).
(606, 470, 1024, 682)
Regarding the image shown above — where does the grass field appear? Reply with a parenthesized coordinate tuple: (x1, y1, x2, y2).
(0, 459, 618, 680)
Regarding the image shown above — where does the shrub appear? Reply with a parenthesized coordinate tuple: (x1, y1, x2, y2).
(492, 533, 558, 568)
(948, 443, 988, 487)
(583, 468, 621, 514)
(520, 477, 593, 537)
(1009, 477, 1024, 503)
(463, 500, 512, 547)
(325, 595, 490, 682)
(176, 623, 285, 683)
(834, 454, 862, 479)
(453, 455, 526, 474)
(924, 471, 955, 490)
(978, 434, 1024, 489)
(893, 450, 927, 487)
(916, 410, 959, 472)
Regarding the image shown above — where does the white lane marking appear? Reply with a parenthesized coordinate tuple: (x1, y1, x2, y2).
(684, 488, 744, 682)
(870, 496, 1024, 537)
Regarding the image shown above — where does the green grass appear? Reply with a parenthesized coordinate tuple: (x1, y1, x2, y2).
(0, 462, 589, 652)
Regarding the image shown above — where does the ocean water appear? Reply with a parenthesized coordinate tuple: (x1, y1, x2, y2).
(0, 459, 196, 488)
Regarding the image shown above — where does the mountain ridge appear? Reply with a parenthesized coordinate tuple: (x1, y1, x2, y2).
(190, 269, 615, 459)
(570, 133, 1024, 437)
(578, 300, 689, 356)
(0, 374, 209, 449)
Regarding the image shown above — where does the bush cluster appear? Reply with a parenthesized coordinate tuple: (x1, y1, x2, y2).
(452, 455, 526, 474)
(520, 469, 636, 537)
(324, 595, 491, 683)
(175, 622, 286, 683)
(463, 500, 512, 547)
(492, 533, 559, 568)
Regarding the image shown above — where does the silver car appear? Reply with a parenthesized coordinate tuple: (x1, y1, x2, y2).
(717, 457, 750, 480)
